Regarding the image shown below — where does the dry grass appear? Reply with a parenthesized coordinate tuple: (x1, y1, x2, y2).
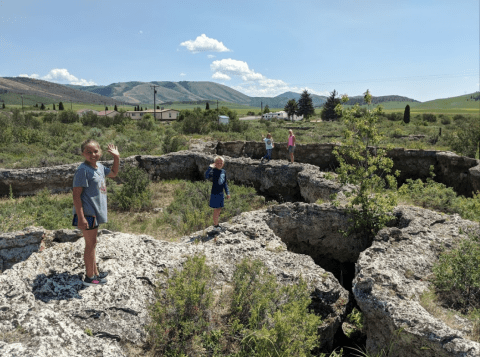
(106, 181, 183, 241)
(419, 288, 479, 342)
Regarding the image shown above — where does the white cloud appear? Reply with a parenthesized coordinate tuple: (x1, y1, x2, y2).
(19, 73, 40, 79)
(207, 54, 216, 58)
(180, 34, 230, 53)
(210, 58, 263, 80)
(180, 72, 186, 76)
(20, 68, 96, 86)
(210, 58, 328, 97)
(212, 72, 231, 80)
(139, 30, 143, 34)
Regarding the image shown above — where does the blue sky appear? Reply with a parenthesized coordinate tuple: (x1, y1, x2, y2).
(1, 0, 478, 102)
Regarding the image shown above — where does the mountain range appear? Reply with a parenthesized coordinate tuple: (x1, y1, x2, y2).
(0, 77, 419, 108)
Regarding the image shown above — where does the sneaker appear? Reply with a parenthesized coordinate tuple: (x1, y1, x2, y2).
(83, 275, 105, 286)
(95, 274, 108, 284)
(97, 271, 109, 280)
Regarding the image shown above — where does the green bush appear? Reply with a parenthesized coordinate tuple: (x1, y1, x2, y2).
(136, 114, 155, 131)
(398, 167, 480, 222)
(162, 127, 186, 154)
(58, 110, 79, 124)
(0, 188, 72, 232)
(109, 165, 152, 211)
(422, 113, 437, 123)
(148, 255, 322, 356)
(432, 233, 480, 313)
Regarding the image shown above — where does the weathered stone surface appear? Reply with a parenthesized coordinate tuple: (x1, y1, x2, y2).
(263, 202, 368, 267)
(353, 206, 480, 357)
(0, 156, 138, 197)
(138, 151, 352, 202)
(0, 227, 45, 271)
(0, 211, 349, 356)
(53, 229, 83, 243)
(2, 143, 479, 198)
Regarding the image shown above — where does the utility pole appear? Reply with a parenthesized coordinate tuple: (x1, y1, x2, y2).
(150, 85, 159, 121)
(21, 94, 24, 114)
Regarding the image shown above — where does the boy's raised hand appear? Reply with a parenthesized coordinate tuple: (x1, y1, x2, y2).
(107, 144, 120, 157)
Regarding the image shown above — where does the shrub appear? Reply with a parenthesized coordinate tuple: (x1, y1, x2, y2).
(398, 166, 480, 222)
(109, 165, 152, 211)
(422, 113, 437, 123)
(58, 110, 79, 124)
(432, 233, 480, 313)
(439, 114, 451, 125)
(162, 127, 186, 154)
(147, 255, 322, 356)
(136, 114, 155, 131)
(385, 112, 402, 121)
(42, 112, 57, 123)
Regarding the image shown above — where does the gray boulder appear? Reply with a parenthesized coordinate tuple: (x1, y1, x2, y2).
(353, 206, 480, 357)
(0, 209, 349, 356)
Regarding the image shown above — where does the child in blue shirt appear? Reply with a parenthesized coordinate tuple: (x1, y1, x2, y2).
(205, 156, 230, 231)
(261, 133, 274, 163)
(72, 139, 120, 286)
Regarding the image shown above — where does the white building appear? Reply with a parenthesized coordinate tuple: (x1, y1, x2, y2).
(125, 109, 180, 121)
(218, 115, 230, 124)
(262, 111, 303, 121)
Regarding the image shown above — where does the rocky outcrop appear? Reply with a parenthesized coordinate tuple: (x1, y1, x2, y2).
(209, 141, 480, 197)
(2, 142, 479, 198)
(0, 209, 350, 356)
(353, 206, 480, 357)
(0, 227, 45, 272)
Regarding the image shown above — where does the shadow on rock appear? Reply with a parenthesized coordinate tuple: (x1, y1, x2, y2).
(32, 271, 86, 302)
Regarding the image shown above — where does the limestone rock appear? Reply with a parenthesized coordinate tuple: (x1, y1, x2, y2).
(0, 215, 349, 356)
(353, 206, 480, 357)
(0, 227, 45, 272)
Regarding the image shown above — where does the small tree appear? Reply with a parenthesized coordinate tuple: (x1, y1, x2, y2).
(114, 104, 118, 111)
(284, 99, 298, 121)
(403, 105, 410, 124)
(321, 90, 341, 121)
(105, 106, 108, 111)
(298, 90, 315, 120)
(157, 105, 160, 110)
(40, 103, 45, 110)
(205, 102, 210, 110)
(263, 105, 270, 114)
(53, 103, 56, 110)
(2, 103, 5, 109)
(333, 90, 398, 239)
(58, 102, 64, 111)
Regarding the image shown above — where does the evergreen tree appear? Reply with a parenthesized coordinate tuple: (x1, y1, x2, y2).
(58, 102, 64, 111)
(2, 103, 5, 109)
(141, 107, 143, 111)
(297, 90, 315, 119)
(206, 102, 210, 110)
(263, 105, 270, 114)
(40, 103, 45, 110)
(105, 106, 108, 111)
(321, 90, 341, 121)
(157, 105, 160, 110)
(53, 103, 56, 110)
(284, 99, 298, 122)
(114, 104, 118, 111)
(403, 104, 411, 124)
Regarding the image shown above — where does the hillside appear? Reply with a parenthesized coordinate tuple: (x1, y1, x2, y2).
(0, 77, 127, 106)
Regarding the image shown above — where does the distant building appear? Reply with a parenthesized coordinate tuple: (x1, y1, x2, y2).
(218, 115, 229, 125)
(125, 109, 180, 121)
(77, 109, 99, 117)
(96, 110, 119, 118)
(262, 111, 303, 121)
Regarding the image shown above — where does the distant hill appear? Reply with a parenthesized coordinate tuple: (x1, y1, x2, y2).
(0, 77, 126, 106)
(69, 81, 328, 107)
(345, 95, 420, 106)
(1, 77, 426, 109)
